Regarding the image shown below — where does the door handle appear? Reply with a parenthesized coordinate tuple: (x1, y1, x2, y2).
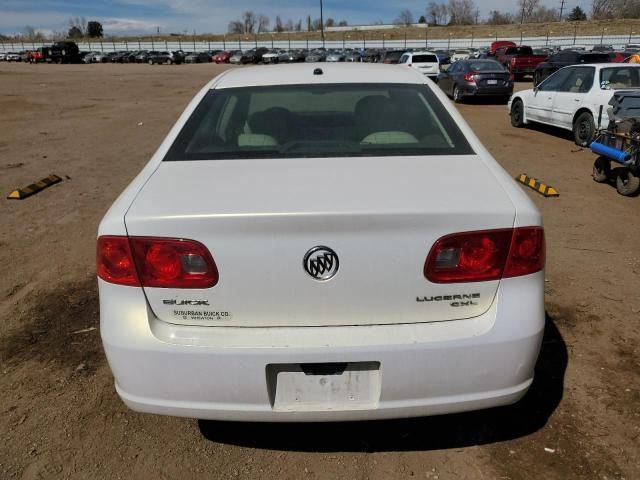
(574, 98, 581, 101)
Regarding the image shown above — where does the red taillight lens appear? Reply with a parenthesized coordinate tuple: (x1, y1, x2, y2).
(504, 227, 545, 278)
(129, 237, 218, 288)
(97, 236, 140, 286)
(463, 72, 477, 82)
(97, 236, 218, 288)
(424, 227, 544, 283)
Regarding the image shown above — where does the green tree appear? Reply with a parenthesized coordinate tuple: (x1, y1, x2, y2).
(87, 21, 103, 38)
(418, 15, 427, 23)
(68, 26, 83, 38)
(567, 6, 587, 21)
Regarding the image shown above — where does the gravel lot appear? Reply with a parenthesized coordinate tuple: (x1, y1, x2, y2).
(0, 62, 639, 480)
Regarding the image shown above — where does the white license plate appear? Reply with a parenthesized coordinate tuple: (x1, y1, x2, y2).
(487, 80, 498, 85)
(269, 362, 381, 412)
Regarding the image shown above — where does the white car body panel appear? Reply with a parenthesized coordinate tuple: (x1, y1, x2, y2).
(99, 64, 544, 421)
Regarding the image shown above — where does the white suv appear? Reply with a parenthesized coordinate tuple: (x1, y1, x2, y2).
(509, 63, 640, 146)
(98, 64, 544, 422)
(398, 51, 440, 81)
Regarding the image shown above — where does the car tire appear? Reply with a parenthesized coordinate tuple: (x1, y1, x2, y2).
(592, 156, 610, 183)
(167, 59, 173, 65)
(511, 99, 525, 128)
(616, 168, 640, 196)
(453, 86, 463, 104)
(148, 59, 154, 65)
(573, 112, 595, 147)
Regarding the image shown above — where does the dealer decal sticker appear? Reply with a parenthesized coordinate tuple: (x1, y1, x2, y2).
(172, 310, 233, 321)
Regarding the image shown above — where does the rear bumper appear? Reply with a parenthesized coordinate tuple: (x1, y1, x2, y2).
(100, 273, 544, 422)
(461, 85, 513, 97)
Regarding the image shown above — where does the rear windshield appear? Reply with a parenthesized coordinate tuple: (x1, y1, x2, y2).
(579, 53, 610, 63)
(468, 61, 505, 71)
(164, 83, 473, 161)
(412, 55, 438, 63)
(506, 47, 533, 55)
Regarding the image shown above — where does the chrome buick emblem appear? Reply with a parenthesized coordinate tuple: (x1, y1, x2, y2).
(303, 246, 339, 281)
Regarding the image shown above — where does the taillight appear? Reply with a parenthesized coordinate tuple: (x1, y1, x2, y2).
(503, 227, 545, 278)
(97, 236, 218, 288)
(424, 227, 544, 283)
(463, 72, 477, 82)
(510, 57, 517, 65)
(97, 236, 139, 286)
(509, 73, 515, 82)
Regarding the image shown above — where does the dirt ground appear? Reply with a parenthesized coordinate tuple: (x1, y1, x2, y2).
(0, 62, 638, 480)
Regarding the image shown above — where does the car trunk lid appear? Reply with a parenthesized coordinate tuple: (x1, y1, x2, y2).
(125, 156, 515, 327)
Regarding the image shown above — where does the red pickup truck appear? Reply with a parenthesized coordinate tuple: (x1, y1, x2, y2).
(496, 46, 548, 80)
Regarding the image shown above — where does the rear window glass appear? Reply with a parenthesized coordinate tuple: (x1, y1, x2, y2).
(164, 83, 474, 161)
(601, 67, 640, 89)
(468, 61, 505, 71)
(412, 55, 438, 63)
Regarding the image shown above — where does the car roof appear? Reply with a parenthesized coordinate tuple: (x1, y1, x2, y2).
(212, 63, 426, 89)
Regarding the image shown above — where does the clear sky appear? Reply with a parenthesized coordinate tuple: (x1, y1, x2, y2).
(0, 0, 591, 36)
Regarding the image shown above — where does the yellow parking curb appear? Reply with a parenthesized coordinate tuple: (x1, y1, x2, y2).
(7, 174, 63, 200)
(516, 174, 559, 197)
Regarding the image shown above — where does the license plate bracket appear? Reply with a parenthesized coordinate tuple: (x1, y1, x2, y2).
(267, 362, 381, 412)
(487, 79, 498, 85)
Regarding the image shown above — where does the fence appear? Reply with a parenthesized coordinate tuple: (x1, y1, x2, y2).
(1, 33, 639, 53)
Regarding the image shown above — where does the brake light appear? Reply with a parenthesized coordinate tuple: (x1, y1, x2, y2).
(510, 57, 517, 65)
(97, 236, 218, 288)
(424, 227, 544, 283)
(503, 227, 545, 278)
(463, 72, 477, 82)
(97, 236, 139, 286)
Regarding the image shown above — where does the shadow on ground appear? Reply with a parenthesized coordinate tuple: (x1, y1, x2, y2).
(199, 313, 567, 453)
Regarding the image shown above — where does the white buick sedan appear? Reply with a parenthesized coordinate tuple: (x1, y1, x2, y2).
(98, 64, 545, 422)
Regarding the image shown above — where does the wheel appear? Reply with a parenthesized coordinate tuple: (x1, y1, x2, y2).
(453, 85, 464, 104)
(167, 59, 173, 65)
(592, 156, 611, 183)
(148, 59, 153, 65)
(511, 99, 525, 128)
(616, 168, 640, 196)
(573, 112, 595, 147)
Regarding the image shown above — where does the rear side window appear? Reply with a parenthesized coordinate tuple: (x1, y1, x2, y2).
(412, 55, 438, 63)
(601, 67, 640, 89)
(165, 83, 474, 161)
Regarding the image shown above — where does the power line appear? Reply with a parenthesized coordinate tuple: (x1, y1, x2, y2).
(559, 0, 566, 21)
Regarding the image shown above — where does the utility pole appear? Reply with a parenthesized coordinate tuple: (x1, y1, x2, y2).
(559, 0, 566, 21)
(319, 0, 325, 48)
